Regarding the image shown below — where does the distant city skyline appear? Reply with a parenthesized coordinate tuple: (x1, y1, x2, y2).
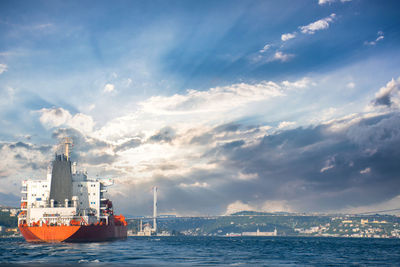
(0, 0, 400, 216)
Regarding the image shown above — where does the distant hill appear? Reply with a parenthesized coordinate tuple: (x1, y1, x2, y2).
(0, 192, 19, 208)
(231, 211, 290, 216)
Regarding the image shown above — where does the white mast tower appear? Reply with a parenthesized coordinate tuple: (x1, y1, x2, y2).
(153, 186, 157, 233)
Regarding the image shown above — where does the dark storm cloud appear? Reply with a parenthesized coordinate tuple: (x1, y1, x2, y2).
(190, 123, 262, 145)
(114, 137, 142, 152)
(51, 128, 118, 167)
(52, 128, 108, 151)
(118, 112, 400, 216)
(23, 162, 46, 170)
(190, 133, 213, 145)
(148, 126, 176, 143)
(5, 141, 52, 153)
(374, 93, 391, 107)
(214, 123, 241, 133)
(214, 112, 400, 212)
(9, 141, 32, 150)
(222, 140, 245, 150)
(81, 153, 117, 165)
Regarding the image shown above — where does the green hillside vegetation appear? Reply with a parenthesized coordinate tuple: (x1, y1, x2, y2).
(0, 210, 18, 228)
(154, 212, 400, 237)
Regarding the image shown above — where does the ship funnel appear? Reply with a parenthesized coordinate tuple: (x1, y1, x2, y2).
(50, 137, 73, 205)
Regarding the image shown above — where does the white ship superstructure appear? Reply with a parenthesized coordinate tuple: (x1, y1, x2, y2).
(20, 168, 112, 226)
(18, 139, 114, 227)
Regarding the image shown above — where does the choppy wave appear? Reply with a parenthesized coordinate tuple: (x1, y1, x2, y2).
(1, 236, 400, 266)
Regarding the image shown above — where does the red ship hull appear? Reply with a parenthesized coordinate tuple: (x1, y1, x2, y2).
(19, 224, 127, 243)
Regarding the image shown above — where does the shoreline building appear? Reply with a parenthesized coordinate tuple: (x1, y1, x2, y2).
(242, 228, 277, 237)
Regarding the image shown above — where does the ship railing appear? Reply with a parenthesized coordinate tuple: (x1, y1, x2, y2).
(41, 215, 86, 226)
(99, 215, 109, 225)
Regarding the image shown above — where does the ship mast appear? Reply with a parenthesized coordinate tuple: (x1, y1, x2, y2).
(62, 137, 73, 160)
(153, 186, 157, 233)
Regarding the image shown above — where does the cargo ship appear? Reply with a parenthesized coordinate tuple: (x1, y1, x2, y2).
(18, 138, 127, 242)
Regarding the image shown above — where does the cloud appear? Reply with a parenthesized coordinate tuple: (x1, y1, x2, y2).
(138, 81, 284, 116)
(372, 77, 400, 108)
(320, 157, 335, 173)
(319, 0, 336, 4)
(219, 112, 400, 212)
(7, 75, 400, 216)
(360, 167, 371, 174)
(281, 77, 313, 89)
(225, 200, 256, 215)
(346, 82, 355, 89)
(0, 140, 53, 190)
(33, 23, 53, 30)
(224, 200, 292, 215)
(38, 107, 72, 128)
(278, 121, 296, 129)
(318, 0, 351, 5)
(38, 107, 95, 133)
(364, 31, 384, 46)
(259, 44, 271, 53)
(51, 128, 115, 167)
(281, 32, 296, 42)
(271, 51, 294, 62)
(179, 182, 209, 188)
(103, 83, 115, 93)
(300, 14, 336, 34)
(148, 126, 176, 143)
(114, 137, 142, 152)
(0, 63, 8, 74)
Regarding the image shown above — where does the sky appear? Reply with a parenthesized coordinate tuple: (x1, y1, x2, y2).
(1, 0, 400, 216)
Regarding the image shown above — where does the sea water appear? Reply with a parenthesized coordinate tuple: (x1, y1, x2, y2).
(1, 236, 400, 266)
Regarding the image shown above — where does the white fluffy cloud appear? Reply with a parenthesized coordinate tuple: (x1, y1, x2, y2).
(318, 0, 351, 5)
(281, 32, 296, 42)
(271, 51, 294, 62)
(103, 83, 115, 93)
(300, 14, 336, 34)
(141, 81, 284, 114)
(371, 77, 400, 109)
(360, 167, 371, 174)
(224, 201, 256, 215)
(364, 31, 384, 46)
(259, 44, 271, 53)
(278, 121, 296, 129)
(38, 107, 94, 133)
(0, 63, 7, 74)
(281, 77, 313, 89)
(224, 200, 292, 215)
(94, 80, 287, 141)
(346, 82, 355, 89)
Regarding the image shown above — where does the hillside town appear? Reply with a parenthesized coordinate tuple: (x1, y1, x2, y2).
(2, 205, 400, 239)
(0, 206, 20, 238)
